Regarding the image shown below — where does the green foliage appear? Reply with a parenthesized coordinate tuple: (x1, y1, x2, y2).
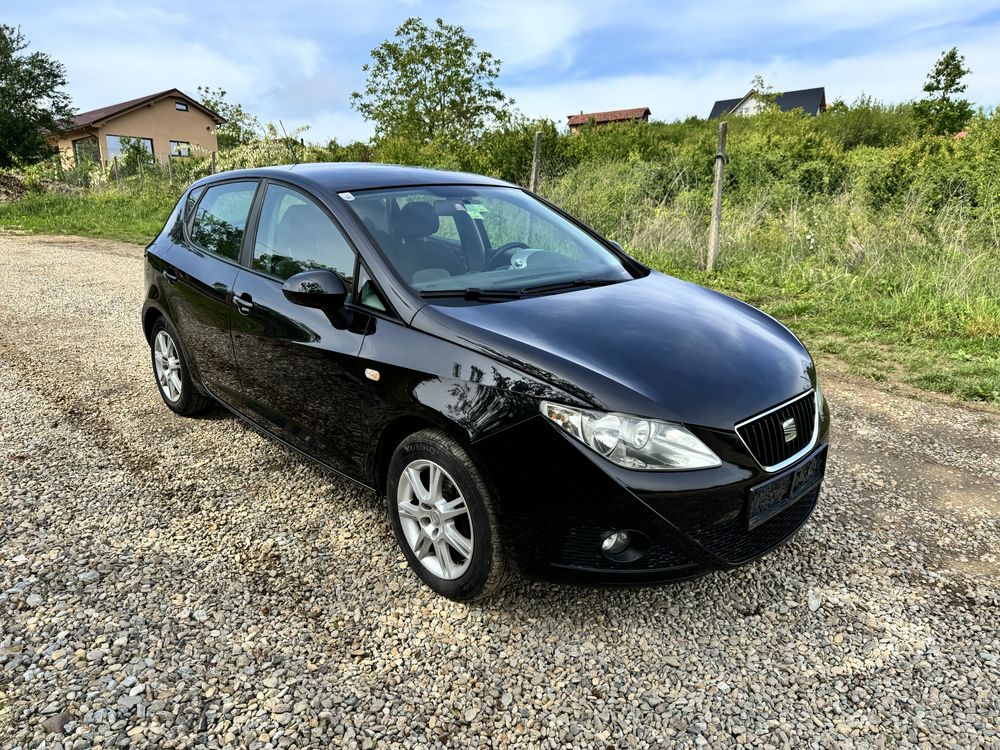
(351, 17, 514, 144)
(0, 181, 178, 243)
(815, 95, 917, 149)
(1, 95, 997, 403)
(0, 25, 75, 168)
(913, 47, 973, 136)
(197, 86, 262, 150)
(749, 74, 781, 107)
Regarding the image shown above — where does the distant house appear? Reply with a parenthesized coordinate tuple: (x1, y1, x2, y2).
(708, 87, 827, 119)
(567, 107, 651, 133)
(50, 88, 225, 167)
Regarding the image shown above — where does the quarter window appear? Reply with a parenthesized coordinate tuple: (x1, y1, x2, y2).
(252, 184, 356, 287)
(190, 181, 257, 261)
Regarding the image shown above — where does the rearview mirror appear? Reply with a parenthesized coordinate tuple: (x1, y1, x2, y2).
(282, 269, 347, 311)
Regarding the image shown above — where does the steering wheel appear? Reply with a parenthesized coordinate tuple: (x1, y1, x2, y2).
(483, 241, 530, 271)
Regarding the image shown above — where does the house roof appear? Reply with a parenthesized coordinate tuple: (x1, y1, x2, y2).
(567, 107, 651, 127)
(71, 88, 225, 129)
(708, 87, 827, 119)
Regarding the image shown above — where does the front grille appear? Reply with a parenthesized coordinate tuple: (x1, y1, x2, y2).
(556, 527, 694, 571)
(689, 484, 820, 565)
(736, 391, 816, 470)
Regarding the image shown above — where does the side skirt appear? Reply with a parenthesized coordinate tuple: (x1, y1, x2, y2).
(204, 389, 378, 494)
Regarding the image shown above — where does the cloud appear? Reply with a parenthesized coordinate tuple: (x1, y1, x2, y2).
(7, 0, 999, 145)
(508, 22, 1000, 124)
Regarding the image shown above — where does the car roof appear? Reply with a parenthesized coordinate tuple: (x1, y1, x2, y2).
(198, 162, 516, 193)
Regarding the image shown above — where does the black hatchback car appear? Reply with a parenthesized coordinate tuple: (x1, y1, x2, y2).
(142, 163, 830, 600)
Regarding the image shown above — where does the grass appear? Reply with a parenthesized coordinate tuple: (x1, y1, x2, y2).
(0, 184, 178, 245)
(1, 179, 997, 406)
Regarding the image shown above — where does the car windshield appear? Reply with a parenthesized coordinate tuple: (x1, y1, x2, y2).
(343, 185, 635, 297)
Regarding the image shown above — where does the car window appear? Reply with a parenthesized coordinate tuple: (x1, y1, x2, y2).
(346, 186, 632, 292)
(253, 184, 356, 287)
(477, 195, 582, 258)
(190, 181, 257, 261)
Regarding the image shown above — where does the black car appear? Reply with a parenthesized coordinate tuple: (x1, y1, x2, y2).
(142, 163, 830, 600)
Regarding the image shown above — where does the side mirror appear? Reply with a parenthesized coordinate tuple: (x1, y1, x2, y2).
(282, 269, 347, 311)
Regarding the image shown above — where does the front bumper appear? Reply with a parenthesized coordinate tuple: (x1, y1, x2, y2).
(472, 410, 830, 584)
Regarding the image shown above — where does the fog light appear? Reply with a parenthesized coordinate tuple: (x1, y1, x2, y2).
(601, 531, 631, 555)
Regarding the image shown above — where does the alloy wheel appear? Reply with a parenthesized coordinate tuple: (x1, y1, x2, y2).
(153, 330, 183, 402)
(396, 459, 475, 580)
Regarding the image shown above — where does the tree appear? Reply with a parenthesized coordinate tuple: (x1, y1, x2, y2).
(197, 86, 261, 150)
(351, 17, 514, 143)
(0, 25, 75, 167)
(749, 74, 782, 108)
(913, 47, 973, 136)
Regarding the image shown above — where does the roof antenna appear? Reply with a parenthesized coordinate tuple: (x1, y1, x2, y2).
(278, 120, 300, 164)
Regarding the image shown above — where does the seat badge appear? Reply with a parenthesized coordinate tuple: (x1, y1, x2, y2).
(782, 417, 797, 443)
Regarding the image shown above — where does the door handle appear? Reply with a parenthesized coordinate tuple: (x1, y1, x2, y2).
(163, 268, 178, 285)
(233, 293, 253, 314)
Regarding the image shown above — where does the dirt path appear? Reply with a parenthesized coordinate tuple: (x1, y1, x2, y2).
(2, 233, 998, 748)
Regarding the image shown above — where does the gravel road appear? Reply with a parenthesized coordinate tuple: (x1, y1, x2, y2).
(1, 233, 998, 749)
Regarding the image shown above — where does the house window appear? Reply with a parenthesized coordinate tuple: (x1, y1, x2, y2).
(175, 101, 188, 111)
(72, 136, 99, 167)
(106, 135, 153, 159)
(170, 140, 191, 157)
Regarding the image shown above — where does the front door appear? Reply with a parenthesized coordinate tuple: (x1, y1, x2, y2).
(164, 179, 259, 404)
(230, 181, 368, 475)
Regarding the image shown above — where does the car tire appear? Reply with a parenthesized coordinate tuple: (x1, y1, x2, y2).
(149, 318, 212, 417)
(387, 428, 513, 601)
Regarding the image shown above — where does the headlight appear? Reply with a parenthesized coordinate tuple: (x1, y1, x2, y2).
(540, 401, 722, 471)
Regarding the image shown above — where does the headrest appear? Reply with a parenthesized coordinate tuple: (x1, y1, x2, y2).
(395, 201, 439, 238)
(275, 204, 327, 248)
(352, 198, 388, 233)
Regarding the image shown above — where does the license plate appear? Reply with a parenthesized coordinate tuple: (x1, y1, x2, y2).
(746, 446, 827, 530)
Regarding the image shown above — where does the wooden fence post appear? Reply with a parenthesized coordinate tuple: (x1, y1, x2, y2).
(211, 151, 217, 175)
(166, 155, 174, 185)
(113, 156, 121, 188)
(529, 131, 542, 193)
(707, 121, 728, 271)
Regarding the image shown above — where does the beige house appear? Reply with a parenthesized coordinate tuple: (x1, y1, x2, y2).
(51, 88, 225, 167)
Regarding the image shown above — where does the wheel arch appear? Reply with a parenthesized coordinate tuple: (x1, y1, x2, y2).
(142, 304, 165, 343)
(372, 413, 474, 496)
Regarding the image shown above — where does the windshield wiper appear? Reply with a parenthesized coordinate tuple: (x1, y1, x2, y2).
(520, 278, 624, 295)
(419, 288, 524, 301)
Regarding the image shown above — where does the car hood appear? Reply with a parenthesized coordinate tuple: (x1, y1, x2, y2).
(411, 271, 816, 430)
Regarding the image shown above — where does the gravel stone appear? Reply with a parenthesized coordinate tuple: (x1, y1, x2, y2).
(1, 234, 999, 749)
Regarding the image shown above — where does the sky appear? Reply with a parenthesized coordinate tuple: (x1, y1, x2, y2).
(6, 0, 1000, 143)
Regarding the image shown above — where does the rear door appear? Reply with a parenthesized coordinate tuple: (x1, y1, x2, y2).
(162, 179, 259, 404)
(230, 181, 370, 474)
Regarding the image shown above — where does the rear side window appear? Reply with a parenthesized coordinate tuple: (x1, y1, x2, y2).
(191, 181, 257, 261)
(252, 183, 356, 285)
